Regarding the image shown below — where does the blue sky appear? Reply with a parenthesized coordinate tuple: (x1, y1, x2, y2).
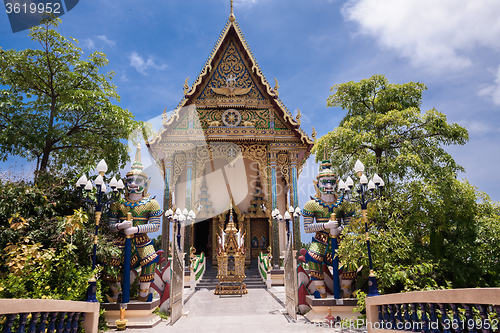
(1, 0, 500, 235)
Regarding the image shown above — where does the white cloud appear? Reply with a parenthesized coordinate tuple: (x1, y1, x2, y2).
(478, 65, 500, 106)
(81, 35, 115, 50)
(82, 38, 95, 49)
(457, 120, 496, 135)
(129, 51, 167, 75)
(342, 0, 500, 72)
(120, 72, 129, 82)
(96, 35, 116, 47)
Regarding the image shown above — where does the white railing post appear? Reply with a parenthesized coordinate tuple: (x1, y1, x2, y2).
(190, 264, 195, 290)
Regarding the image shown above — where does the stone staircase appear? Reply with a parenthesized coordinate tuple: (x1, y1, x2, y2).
(195, 269, 219, 290)
(195, 268, 266, 290)
(243, 269, 267, 289)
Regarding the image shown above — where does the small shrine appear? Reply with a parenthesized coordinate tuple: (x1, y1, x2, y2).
(215, 204, 247, 296)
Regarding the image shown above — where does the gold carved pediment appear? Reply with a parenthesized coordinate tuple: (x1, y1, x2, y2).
(196, 41, 265, 103)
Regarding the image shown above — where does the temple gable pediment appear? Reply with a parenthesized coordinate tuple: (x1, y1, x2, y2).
(196, 40, 266, 104)
(149, 19, 314, 147)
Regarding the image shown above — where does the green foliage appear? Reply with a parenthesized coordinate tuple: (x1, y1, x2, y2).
(129, 273, 140, 300)
(0, 174, 118, 302)
(353, 290, 366, 317)
(98, 308, 109, 332)
(321, 74, 500, 298)
(300, 241, 311, 250)
(320, 73, 468, 184)
(0, 243, 96, 300)
(153, 307, 170, 321)
(0, 15, 142, 175)
(152, 234, 162, 252)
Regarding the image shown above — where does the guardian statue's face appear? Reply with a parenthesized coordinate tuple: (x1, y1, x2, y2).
(126, 175, 147, 194)
(318, 175, 337, 195)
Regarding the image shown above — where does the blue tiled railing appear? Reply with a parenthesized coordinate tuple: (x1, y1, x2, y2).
(0, 299, 99, 333)
(365, 288, 500, 333)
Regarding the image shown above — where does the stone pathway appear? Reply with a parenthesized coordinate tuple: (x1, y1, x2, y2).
(123, 287, 367, 333)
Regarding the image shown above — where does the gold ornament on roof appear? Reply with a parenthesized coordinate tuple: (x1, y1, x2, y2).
(229, 0, 235, 22)
(212, 74, 251, 97)
(183, 77, 190, 95)
(311, 126, 317, 141)
(161, 107, 168, 126)
(274, 78, 280, 96)
(295, 108, 302, 125)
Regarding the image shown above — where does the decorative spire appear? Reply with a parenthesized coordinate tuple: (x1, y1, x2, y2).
(131, 144, 143, 171)
(229, 197, 233, 222)
(225, 196, 237, 233)
(229, 0, 236, 22)
(126, 144, 148, 179)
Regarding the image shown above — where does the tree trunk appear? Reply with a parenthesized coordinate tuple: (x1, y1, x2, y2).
(39, 94, 56, 173)
(374, 147, 383, 170)
(39, 147, 50, 173)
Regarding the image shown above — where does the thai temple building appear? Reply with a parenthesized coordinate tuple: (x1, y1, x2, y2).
(147, 4, 315, 269)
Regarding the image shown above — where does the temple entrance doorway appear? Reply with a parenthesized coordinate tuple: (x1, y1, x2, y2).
(194, 219, 212, 263)
(250, 218, 269, 259)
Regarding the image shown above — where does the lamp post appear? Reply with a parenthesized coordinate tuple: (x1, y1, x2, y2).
(272, 207, 300, 269)
(337, 159, 383, 297)
(271, 209, 283, 269)
(76, 159, 124, 302)
(165, 207, 196, 252)
(285, 206, 301, 243)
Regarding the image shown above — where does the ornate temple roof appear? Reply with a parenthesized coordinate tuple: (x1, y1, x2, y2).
(148, 6, 314, 162)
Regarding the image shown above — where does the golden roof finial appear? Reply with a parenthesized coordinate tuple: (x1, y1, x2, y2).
(183, 77, 190, 95)
(225, 197, 237, 233)
(229, 197, 233, 218)
(229, 0, 236, 22)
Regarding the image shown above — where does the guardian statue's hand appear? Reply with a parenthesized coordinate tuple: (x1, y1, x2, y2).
(331, 225, 343, 236)
(123, 226, 139, 236)
(117, 220, 132, 230)
(323, 220, 342, 235)
(323, 220, 337, 230)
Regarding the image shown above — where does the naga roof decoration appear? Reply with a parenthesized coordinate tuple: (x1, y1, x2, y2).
(148, 13, 314, 150)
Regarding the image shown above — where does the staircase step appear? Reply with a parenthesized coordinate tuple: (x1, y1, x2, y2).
(195, 268, 267, 290)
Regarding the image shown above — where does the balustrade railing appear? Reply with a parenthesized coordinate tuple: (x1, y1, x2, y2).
(0, 299, 99, 333)
(365, 288, 500, 333)
(258, 252, 272, 288)
(190, 252, 206, 289)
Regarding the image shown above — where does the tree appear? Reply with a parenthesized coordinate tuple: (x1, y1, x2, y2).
(0, 16, 140, 176)
(320, 74, 468, 186)
(0, 174, 118, 301)
(318, 74, 500, 293)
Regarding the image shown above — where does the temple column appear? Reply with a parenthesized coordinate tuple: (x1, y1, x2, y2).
(244, 215, 251, 268)
(162, 153, 173, 260)
(269, 150, 280, 268)
(278, 213, 286, 256)
(212, 217, 219, 269)
(289, 150, 301, 251)
(183, 151, 195, 267)
(277, 152, 290, 262)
